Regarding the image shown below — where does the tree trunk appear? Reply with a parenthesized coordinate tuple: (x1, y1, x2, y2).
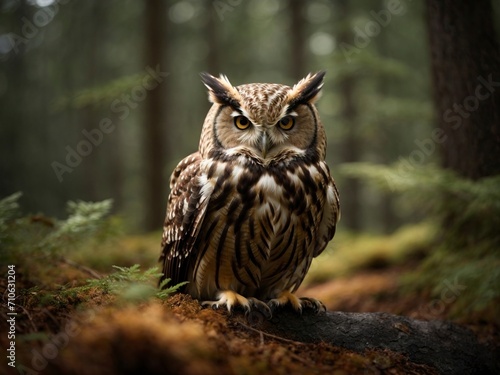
(289, 0, 306, 80)
(426, 0, 500, 180)
(336, 0, 362, 231)
(374, 2, 398, 234)
(144, 0, 168, 231)
(206, 0, 220, 74)
(236, 309, 499, 375)
(80, 2, 103, 203)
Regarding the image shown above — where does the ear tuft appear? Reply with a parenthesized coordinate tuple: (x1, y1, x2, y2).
(200, 72, 241, 108)
(287, 71, 326, 107)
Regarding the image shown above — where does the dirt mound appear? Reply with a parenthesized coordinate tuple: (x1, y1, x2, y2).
(14, 294, 438, 375)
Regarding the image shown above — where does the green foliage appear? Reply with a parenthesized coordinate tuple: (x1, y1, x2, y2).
(305, 223, 434, 284)
(0, 191, 22, 222)
(340, 162, 500, 245)
(42, 199, 115, 250)
(54, 73, 148, 111)
(331, 51, 414, 82)
(0, 192, 22, 243)
(62, 264, 187, 304)
(340, 162, 500, 319)
(2, 196, 116, 261)
(157, 278, 188, 300)
(1, 195, 184, 310)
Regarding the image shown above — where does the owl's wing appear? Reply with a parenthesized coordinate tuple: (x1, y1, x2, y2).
(160, 152, 211, 286)
(314, 164, 341, 257)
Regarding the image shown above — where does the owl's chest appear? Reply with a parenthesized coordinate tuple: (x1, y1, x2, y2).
(209, 161, 323, 227)
(229, 166, 321, 248)
(193, 163, 324, 296)
(251, 174, 291, 234)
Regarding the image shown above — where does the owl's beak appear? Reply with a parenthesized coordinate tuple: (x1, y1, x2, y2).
(259, 132, 272, 158)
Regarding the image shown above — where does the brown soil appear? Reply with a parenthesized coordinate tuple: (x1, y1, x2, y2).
(2, 266, 497, 375)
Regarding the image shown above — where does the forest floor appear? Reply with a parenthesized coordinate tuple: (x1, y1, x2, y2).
(2, 223, 499, 375)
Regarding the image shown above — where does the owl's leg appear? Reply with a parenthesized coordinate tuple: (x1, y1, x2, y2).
(201, 290, 272, 318)
(267, 290, 326, 314)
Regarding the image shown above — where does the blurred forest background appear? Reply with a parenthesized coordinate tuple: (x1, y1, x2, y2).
(1, 1, 500, 372)
(1, 0, 500, 317)
(0, 0, 498, 230)
(0, 0, 458, 231)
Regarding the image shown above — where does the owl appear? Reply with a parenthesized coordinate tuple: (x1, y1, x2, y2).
(160, 72, 340, 318)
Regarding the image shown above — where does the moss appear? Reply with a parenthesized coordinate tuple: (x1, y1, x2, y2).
(304, 223, 434, 284)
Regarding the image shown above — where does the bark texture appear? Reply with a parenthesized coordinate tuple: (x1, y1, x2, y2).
(426, 0, 500, 179)
(236, 309, 499, 375)
(144, 0, 168, 230)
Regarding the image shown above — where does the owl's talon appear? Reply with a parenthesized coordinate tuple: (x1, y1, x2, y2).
(267, 291, 325, 314)
(248, 297, 272, 320)
(201, 291, 273, 319)
(201, 301, 220, 310)
(267, 290, 302, 312)
(299, 297, 326, 314)
(267, 299, 280, 313)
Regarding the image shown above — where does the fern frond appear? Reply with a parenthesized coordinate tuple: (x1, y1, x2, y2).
(157, 278, 189, 300)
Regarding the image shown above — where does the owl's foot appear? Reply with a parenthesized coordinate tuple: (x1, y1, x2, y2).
(201, 290, 272, 319)
(299, 296, 327, 313)
(267, 291, 326, 314)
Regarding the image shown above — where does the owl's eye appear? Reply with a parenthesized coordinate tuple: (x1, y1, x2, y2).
(234, 116, 251, 130)
(278, 116, 295, 130)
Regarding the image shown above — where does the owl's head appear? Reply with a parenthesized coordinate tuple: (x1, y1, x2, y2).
(198, 72, 327, 164)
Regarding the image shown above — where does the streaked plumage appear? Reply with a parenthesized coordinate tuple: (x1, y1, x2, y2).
(160, 72, 340, 315)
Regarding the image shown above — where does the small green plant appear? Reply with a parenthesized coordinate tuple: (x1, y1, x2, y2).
(0, 192, 22, 228)
(83, 264, 187, 303)
(0, 193, 22, 258)
(1, 194, 186, 332)
(30, 264, 187, 309)
(41, 199, 115, 251)
(0, 194, 118, 270)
